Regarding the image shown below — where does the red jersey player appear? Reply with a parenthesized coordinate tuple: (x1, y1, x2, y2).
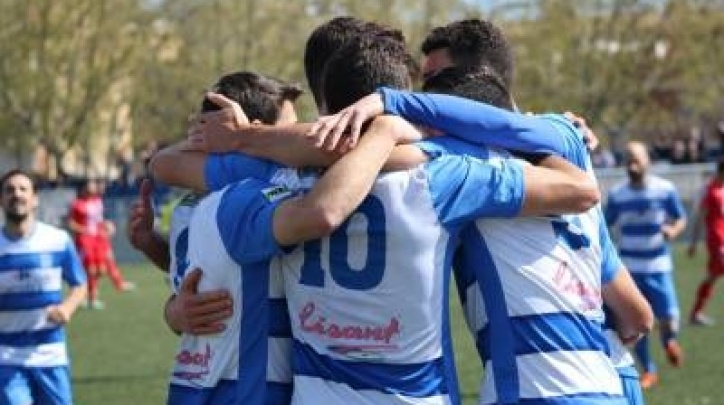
(688, 159, 724, 326)
(68, 178, 134, 309)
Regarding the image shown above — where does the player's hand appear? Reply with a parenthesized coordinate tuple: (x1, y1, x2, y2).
(187, 92, 250, 153)
(47, 304, 73, 325)
(127, 179, 156, 251)
(307, 92, 385, 151)
(661, 225, 676, 241)
(564, 111, 599, 152)
(166, 269, 233, 335)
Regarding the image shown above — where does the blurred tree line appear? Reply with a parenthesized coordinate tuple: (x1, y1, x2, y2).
(0, 0, 722, 176)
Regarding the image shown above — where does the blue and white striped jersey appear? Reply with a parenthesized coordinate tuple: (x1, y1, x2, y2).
(0, 222, 85, 368)
(205, 150, 527, 405)
(170, 178, 297, 405)
(169, 193, 203, 293)
(381, 89, 627, 404)
(605, 175, 686, 274)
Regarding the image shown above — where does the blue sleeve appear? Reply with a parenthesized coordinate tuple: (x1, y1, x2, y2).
(665, 188, 686, 220)
(537, 114, 591, 171)
(216, 179, 289, 264)
(426, 155, 525, 228)
(604, 194, 619, 226)
(599, 215, 622, 285)
(415, 137, 490, 159)
(379, 87, 567, 156)
(62, 238, 86, 287)
(204, 153, 285, 191)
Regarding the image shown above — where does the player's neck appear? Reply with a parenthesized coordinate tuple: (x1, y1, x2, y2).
(2, 217, 36, 239)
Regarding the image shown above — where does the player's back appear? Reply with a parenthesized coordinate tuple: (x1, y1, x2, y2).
(168, 188, 291, 405)
(281, 167, 462, 405)
(457, 210, 625, 404)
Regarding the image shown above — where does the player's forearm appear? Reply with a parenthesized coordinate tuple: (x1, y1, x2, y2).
(149, 141, 207, 191)
(138, 232, 171, 272)
(62, 285, 87, 316)
(274, 118, 397, 245)
(238, 123, 341, 168)
(520, 155, 600, 216)
(379, 87, 566, 156)
(668, 218, 687, 240)
(602, 268, 654, 341)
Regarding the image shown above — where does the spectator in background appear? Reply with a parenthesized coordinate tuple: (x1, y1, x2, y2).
(605, 141, 687, 389)
(670, 137, 689, 164)
(651, 132, 672, 162)
(687, 159, 724, 326)
(0, 169, 87, 405)
(68, 178, 134, 310)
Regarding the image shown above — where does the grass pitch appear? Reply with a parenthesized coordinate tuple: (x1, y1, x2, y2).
(67, 247, 723, 404)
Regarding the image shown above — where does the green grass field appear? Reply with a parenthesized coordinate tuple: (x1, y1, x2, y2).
(67, 246, 723, 404)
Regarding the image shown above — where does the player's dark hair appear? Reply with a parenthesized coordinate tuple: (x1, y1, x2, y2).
(0, 169, 37, 194)
(422, 65, 513, 111)
(304, 16, 407, 108)
(202, 71, 302, 125)
(322, 35, 413, 114)
(421, 19, 514, 87)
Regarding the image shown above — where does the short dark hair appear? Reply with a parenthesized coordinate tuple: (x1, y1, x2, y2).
(421, 19, 514, 87)
(322, 35, 412, 114)
(202, 71, 302, 124)
(304, 16, 407, 108)
(422, 65, 513, 111)
(1, 169, 37, 194)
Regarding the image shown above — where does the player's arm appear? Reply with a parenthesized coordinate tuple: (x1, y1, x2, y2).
(308, 89, 567, 156)
(602, 268, 654, 345)
(47, 240, 89, 324)
(518, 155, 600, 215)
(662, 189, 687, 241)
(599, 222, 653, 344)
(47, 284, 86, 325)
(272, 115, 417, 245)
(127, 178, 171, 271)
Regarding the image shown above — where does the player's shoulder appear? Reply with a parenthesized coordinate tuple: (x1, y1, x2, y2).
(648, 174, 677, 192)
(608, 180, 629, 195)
(34, 221, 74, 246)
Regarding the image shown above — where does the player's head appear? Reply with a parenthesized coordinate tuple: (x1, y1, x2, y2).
(625, 141, 651, 183)
(322, 35, 414, 114)
(421, 19, 514, 87)
(77, 178, 104, 197)
(422, 65, 513, 111)
(202, 71, 303, 125)
(304, 16, 407, 112)
(1, 169, 38, 225)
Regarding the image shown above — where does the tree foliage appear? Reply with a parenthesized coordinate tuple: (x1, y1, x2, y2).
(0, 0, 722, 176)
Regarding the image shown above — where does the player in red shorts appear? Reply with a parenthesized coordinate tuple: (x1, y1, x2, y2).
(68, 178, 134, 309)
(688, 159, 724, 326)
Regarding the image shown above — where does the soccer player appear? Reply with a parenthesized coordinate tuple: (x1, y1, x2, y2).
(409, 20, 650, 403)
(163, 33, 603, 404)
(687, 159, 724, 326)
(312, 64, 651, 402)
(68, 177, 133, 309)
(0, 169, 87, 405)
(605, 141, 687, 389)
